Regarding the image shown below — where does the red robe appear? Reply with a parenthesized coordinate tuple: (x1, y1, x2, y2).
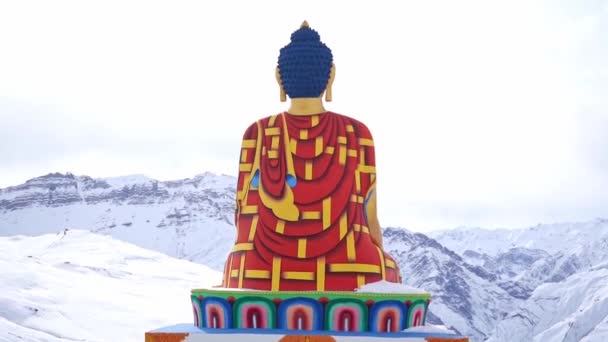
(223, 112, 400, 291)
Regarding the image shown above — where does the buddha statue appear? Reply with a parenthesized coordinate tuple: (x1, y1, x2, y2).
(146, 20, 461, 340)
(222, 21, 401, 292)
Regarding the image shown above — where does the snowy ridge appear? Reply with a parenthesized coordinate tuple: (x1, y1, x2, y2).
(0, 230, 222, 342)
(382, 228, 520, 342)
(0, 172, 236, 270)
(432, 220, 608, 301)
(487, 263, 608, 342)
(431, 220, 608, 341)
(430, 219, 608, 257)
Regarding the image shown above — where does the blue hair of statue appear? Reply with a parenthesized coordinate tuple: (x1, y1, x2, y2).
(277, 26, 333, 98)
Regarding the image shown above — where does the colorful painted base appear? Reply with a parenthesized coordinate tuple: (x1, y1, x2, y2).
(145, 324, 470, 342)
(191, 288, 431, 333)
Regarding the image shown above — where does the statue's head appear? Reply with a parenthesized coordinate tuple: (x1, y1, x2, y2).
(277, 21, 334, 99)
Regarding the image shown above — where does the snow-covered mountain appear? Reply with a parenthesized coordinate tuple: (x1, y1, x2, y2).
(1, 172, 511, 341)
(431, 220, 608, 299)
(431, 220, 608, 341)
(3, 172, 608, 341)
(0, 172, 236, 270)
(486, 261, 608, 342)
(430, 219, 608, 257)
(383, 228, 520, 341)
(0, 229, 222, 342)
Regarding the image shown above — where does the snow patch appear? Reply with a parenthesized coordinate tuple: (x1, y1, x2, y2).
(403, 324, 457, 334)
(356, 280, 428, 294)
(0, 230, 222, 342)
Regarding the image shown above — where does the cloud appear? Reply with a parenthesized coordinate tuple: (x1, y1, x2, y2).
(0, 1, 607, 231)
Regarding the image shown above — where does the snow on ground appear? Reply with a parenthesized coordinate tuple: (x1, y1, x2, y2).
(403, 324, 457, 334)
(0, 230, 222, 342)
(356, 280, 428, 294)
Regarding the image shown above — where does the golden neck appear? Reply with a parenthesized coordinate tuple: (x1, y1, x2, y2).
(287, 97, 326, 116)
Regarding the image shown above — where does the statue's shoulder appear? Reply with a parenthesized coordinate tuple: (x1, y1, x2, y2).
(245, 113, 283, 129)
(327, 112, 373, 140)
(243, 114, 280, 139)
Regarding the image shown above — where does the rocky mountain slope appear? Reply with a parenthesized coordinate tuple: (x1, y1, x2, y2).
(431, 219, 608, 341)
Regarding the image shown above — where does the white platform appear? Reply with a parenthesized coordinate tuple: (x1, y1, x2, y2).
(145, 324, 469, 341)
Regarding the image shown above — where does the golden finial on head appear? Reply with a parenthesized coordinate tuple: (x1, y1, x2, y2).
(301, 20, 309, 28)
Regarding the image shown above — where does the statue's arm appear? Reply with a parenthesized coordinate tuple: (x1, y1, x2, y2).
(234, 122, 259, 226)
(366, 184, 383, 248)
(356, 120, 383, 248)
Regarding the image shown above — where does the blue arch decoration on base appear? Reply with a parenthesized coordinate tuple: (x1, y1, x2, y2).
(201, 297, 233, 329)
(368, 300, 407, 333)
(277, 297, 324, 331)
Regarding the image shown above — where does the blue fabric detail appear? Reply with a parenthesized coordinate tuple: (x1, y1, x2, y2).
(286, 174, 297, 188)
(363, 189, 374, 224)
(251, 170, 259, 187)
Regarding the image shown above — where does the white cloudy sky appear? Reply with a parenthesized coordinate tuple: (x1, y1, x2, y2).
(0, 0, 606, 231)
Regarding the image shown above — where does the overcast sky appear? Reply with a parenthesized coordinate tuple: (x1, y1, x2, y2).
(0, 0, 606, 232)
